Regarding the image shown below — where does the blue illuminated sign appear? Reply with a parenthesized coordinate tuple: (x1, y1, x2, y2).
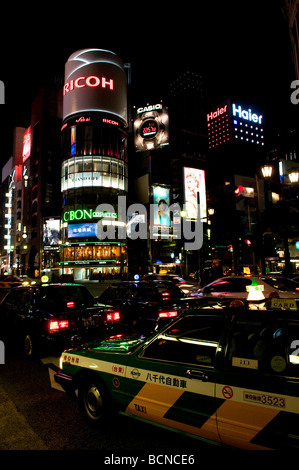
(68, 223, 97, 238)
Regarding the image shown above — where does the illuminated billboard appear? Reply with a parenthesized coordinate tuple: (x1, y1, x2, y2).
(207, 100, 264, 149)
(153, 186, 171, 226)
(134, 103, 169, 151)
(183, 167, 207, 221)
(63, 49, 127, 126)
(22, 126, 31, 162)
(43, 218, 60, 249)
(68, 223, 98, 238)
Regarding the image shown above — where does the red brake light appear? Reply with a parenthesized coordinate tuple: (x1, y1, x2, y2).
(295, 287, 299, 291)
(67, 301, 75, 308)
(158, 310, 178, 319)
(49, 320, 69, 331)
(106, 311, 121, 322)
(162, 292, 170, 300)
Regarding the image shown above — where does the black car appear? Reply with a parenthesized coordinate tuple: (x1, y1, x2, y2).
(0, 283, 109, 357)
(97, 280, 186, 335)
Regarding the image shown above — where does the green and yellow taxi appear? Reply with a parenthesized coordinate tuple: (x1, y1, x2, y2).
(55, 304, 299, 450)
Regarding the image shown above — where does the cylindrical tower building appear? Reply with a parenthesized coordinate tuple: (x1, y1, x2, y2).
(60, 49, 128, 280)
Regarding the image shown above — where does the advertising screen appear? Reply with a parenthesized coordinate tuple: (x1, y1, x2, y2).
(68, 223, 98, 238)
(153, 186, 171, 226)
(63, 49, 127, 126)
(134, 103, 169, 151)
(22, 126, 31, 162)
(183, 167, 207, 221)
(207, 100, 264, 148)
(43, 218, 60, 248)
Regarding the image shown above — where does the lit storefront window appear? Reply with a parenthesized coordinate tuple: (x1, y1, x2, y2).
(61, 156, 128, 191)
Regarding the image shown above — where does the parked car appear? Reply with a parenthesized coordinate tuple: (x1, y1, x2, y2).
(142, 273, 194, 294)
(0, 280, 22, 302)
(96, 280, 186, 335)
(55, 305, 299, 450)
(0, 283, 110, 357)
(194, 275, 299, 299)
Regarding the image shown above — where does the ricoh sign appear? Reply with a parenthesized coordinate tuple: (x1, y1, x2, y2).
(62, 49, 127, 126)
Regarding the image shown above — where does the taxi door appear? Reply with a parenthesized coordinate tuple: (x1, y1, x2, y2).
(124, 314, 227, 444)
(215, 313, 299, 450)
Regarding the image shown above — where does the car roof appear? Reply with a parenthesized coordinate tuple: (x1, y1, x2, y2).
(177, 305, 299, 323)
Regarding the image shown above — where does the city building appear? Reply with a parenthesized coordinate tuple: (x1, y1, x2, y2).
(0, 127, 25, 275)
(283, 0, 299, 80)
(59, 49, 129, 280)
(129, 71, 208, 278)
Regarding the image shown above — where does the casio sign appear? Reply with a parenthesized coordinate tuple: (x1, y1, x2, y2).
(137, 104, 162, 114)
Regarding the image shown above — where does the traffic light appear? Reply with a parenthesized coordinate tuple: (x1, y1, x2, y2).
(244, 238, 252, 246)
(234, 185, 243, 197)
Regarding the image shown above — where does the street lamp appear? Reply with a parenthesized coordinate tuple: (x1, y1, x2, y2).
(288, 169, 299, 183)
(261, 164, 273, 179)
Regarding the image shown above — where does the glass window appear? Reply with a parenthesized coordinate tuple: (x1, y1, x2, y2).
(226, 316, 299, 377)
(140, 315, 225, 367)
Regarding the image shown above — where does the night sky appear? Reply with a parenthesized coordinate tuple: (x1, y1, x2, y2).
(0, 1, 297, 161)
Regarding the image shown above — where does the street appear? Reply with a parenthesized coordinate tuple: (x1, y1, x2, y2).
(0, 347, 217, 454)
(0, 280, 218, 455)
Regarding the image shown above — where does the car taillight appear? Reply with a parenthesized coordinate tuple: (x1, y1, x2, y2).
(296, 287, 299, 292)
(158, 310, 178, 319)
(49, 320, 69, 331)
(106, 311, 121, 322)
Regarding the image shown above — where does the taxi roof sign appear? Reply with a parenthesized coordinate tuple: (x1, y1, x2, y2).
(271, 298, 298, 310)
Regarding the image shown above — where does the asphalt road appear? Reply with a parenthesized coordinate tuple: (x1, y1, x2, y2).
(0, 280, 221, 456)
(0, 346, 220, 455)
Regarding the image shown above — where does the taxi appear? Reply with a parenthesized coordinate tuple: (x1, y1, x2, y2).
(55, 303, 299, 450)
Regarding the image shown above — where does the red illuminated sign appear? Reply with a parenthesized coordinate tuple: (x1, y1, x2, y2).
(207, 105, 228, 122)
(63, 75, 114, 96)
(141, 119, 158, 139)
(102, 118, 119, 126)
(22, 126, 31, 162)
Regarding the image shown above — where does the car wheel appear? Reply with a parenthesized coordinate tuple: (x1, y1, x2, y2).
(78, 376, 111, 426)
(24, 331, 35, 357)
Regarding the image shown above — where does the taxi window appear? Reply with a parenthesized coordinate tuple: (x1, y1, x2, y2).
(3, 289, 31, 312)
(140, 315, 225, 367)
(226, 317, 299, 377)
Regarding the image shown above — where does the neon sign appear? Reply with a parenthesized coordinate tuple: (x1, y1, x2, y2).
(63, 75, 114, 96)
(102, 118, 119, 126)
(22, 126, 31, 162)
(141, 120, 158, 139)
(206, 105, 228, 122)
(232, 104, 262, 124)
(137, 104, 162, 114)
(63, 209, 117, 222)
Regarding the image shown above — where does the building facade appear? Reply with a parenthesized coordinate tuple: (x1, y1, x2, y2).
(60, 49, 128, 280)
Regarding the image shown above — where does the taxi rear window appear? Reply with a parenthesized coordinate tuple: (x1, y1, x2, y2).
(140, 315, 225, 367)
(226, 317, 299, 377)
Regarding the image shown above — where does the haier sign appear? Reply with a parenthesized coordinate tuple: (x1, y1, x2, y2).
(232, 103, 263, 124)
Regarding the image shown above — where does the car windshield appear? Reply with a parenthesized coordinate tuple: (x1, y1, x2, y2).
(37, 285, 95, 312)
